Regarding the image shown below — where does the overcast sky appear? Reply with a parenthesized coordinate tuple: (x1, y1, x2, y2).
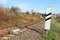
(0, 0, 60, 13)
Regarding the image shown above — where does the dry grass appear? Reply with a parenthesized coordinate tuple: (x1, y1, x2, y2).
(0, 13, 43, 29)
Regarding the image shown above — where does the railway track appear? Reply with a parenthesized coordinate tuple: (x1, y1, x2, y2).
(0, 20, 45, 40)
(0, 20, 43, 37)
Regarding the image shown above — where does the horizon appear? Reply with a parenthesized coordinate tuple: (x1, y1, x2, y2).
(0, 0, 60, 13)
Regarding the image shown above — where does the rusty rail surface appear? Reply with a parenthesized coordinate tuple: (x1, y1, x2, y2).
(0, 21, 43, 37)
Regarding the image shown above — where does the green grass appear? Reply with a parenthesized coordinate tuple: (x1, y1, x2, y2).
(42, 30, 58, 40)
(51, 18, 60, 30)
(42, 18, 60, 40)
(51, 18, 60, 40)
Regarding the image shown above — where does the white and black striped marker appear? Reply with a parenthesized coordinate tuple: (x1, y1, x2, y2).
(45, 7, 52, 30)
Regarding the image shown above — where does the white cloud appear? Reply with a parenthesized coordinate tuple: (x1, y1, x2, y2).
(0, 0, 8, 3)
(0, 0, 8, 5)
